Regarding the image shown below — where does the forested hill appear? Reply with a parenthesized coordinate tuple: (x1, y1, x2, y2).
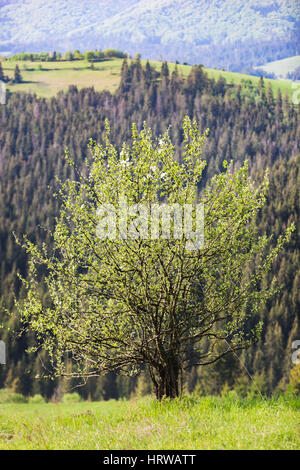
(0, 59, 299, 399)
(0, 0, 299, 72)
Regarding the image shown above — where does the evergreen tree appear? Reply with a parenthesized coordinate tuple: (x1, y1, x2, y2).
(160, 61, 169, 79)
(144, 60, 152, 87)
(14, 65, 22, 83)
(0, 62, 5, 82)
(258, 76, 265, 101)
(266, 82, 274, 110)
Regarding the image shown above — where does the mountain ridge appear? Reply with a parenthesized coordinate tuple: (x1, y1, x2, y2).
(1, 0, 299, 70)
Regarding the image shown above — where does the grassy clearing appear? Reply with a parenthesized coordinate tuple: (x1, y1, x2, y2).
(2, 58, 295, 99)
(0, 395, 299, 450)
(255, 55, 300, 79)
(2, 59, 124, 97)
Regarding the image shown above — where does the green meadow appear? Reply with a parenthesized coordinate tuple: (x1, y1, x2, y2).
(0, 395, 299, 450)
(2, 58, 124, 97)
(2, 58, 295, 99)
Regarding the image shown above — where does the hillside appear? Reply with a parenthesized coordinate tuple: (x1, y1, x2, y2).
(1, 57, 296, 99)
(0, 0, 299, 71)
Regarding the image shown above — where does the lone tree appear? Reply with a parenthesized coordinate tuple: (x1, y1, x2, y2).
(0, 62, 5, 82)
(17, 118, 293, 400)
(14, 65, 22, 83)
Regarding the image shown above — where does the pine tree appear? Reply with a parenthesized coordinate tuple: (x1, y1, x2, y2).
(0, 62, 5, 82)
(143, 60, 152, 87)
(266, 82, 274, 110)
(14, 65, 22, 83)
(120, 58, 131, 93)
(160, 61, 169, 79)
(258, 76, 266, 101)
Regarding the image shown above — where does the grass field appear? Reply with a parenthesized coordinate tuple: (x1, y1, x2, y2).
(2, 58, 124, 97)
(0, 395, 299, 450)
(1, 58, 296, 100)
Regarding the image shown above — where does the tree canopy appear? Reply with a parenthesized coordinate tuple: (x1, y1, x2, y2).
(17, 117, 294, 399)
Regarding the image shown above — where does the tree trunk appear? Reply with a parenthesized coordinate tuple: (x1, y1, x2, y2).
(155, 362, 180, 400)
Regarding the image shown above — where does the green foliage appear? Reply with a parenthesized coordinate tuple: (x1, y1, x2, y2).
(28, 394, 46, 404)
(63, 51, 74, 61)
(289, 364, 300, 395)
(78, 49, 126, 63)
(73, 50, 83, 60)
(62, 392, 83, 404)
(9, 52, 52, 62)
(0, 59, 299, 401)
(9, 49, 125, 64)
(233, 376, 250, 399)
(84, 51, 94, 62)
(103, 49, 126, 59)
(216, 373, 268, 400)
(84, 50, 105, 62)
(247, 374, 268, 400)
(17, 115, 293, 399)
(135, 372, 153, 398)
(220, 382, 231, 397)
(0, 389, 28, 403)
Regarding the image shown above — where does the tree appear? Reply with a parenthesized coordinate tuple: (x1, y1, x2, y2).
(84, 51, 95, 62)
(63, 51, 74, 61)
(16, 117, 294, 400)
(95, 51, 104, 61)
(73, 50, 83, 60)
(0, 62, 5, 82)
(119, 58, 131, 93)
(258, 76, 265, 101)
(161, 61, 169, 79)
(266, 82, 274, 110)
(14, 65, 22, 83)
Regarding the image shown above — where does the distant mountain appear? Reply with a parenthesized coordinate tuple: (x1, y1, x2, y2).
(1, 0, 299, 70)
